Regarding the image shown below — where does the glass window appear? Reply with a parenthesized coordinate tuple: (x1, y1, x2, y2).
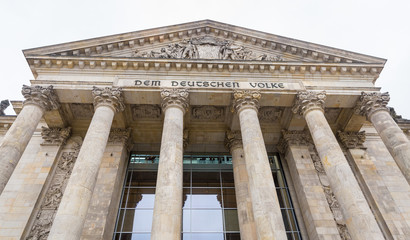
(114, 153, 302, 240)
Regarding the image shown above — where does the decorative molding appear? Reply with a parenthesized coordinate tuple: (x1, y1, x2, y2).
(292, 91, 326, 116)
(355, 91, 389, 119)
(108, 128, 132, 145)
(26, 137, 82, 240)
(21, 85, 60, 111)
(183, 129, 189, 149)
(0, 100, 10, 116)
(277, 130, 309, 154)
(337, 131, 366, 149)
(258, 107, 282, 122)
(41, 127, 72, 146)
(132, 36, 284, 61)
(27, 56, 383, 75)
(92, 86, 125, 113)
(389, 107, 410, 124)
(191, 105, 224, 121)
(160, 88, 189, 112)
(232, 89, 261, 113)
(224, 130, 243, 152)
(132, 104, 162, 120)
(70, 103, 94, 119)
(309, 146, 352, 240)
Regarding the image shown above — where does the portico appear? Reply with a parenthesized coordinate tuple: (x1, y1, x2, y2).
(0, 20, 409, 240)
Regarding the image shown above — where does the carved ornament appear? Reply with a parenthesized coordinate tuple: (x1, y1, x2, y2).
(0, 100, 10, 116)
(337, 131, 366, 149)
(191, 106, 224, 121)
(41, 127, 72, 146)
(183, 129, 189, 149)
(132, 36, 284, 61)
(160, 88, 189, 112)
(225, 130, 243, 152)
(108, 128, 132, 145)
(27, 137, 82, 240)
(277, 130, 309, 154)
(355, 92, 390, 119)
(21, 85, 60, 111)
(132, 104, 161, 120)
(232, 90, 261, 113)
(92, 86, 125, 113)
(258, 107, 282, 122)
(292, 91, 326, 116)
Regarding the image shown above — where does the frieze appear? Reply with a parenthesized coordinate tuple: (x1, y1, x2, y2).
(191, 105, 224, 121)
(258, 107, 283, 122)
(132, 104, 162, 120)
(132, 36, 284, 61)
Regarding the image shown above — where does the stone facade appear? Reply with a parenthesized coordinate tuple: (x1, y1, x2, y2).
(0, 20, 409, 240)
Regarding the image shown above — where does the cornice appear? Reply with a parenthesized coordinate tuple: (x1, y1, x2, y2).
(26, 55, 384, 77)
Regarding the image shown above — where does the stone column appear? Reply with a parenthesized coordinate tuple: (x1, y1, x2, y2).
(48, 87, 124, 240)
(293, 91, 384, 240)
(151, 88, 189, 240)
(0, 85, 59, 195)
(225, 130, 257, 240)
(356, 92, 410, 184)
(232, 90, 287, 240)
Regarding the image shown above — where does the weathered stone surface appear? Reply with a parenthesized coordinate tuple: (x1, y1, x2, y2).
(356, 92, 410, 184)
(280, 131, 342, 240)
(225, 130, 257, 240)
(151, 90, 188, 240)
(233, 90, 287, 240)
(294, 91, 384, 240)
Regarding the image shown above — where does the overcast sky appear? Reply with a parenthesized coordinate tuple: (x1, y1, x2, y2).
(1, 0, 409, 118)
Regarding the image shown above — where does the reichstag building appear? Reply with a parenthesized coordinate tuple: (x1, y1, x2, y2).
(0, 20, 409, 240)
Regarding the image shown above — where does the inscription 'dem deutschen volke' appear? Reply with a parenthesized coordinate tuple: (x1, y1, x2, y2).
(134, 80, 285, 89)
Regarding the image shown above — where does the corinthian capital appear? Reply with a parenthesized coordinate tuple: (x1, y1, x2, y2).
(224, 130, 243, 152)
(22, 85, 60, 111)
(355, 92, 389, 119)
(41, 127, 72, 146)
(277, 130, 309, 154)
(92, 87, 125, 113)
(160, 88, 189, 112)
(232, 90, 261, 113)
(292, 91, 326, 116)
(337, 131, 366, 149)
(108, 128, 132, 145)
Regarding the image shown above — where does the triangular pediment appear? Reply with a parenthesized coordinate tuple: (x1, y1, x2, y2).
(23, 20, 386, 65)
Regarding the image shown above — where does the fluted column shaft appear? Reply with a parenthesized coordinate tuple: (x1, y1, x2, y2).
(294, 91, 384, 240)
(357, 92, 410, 183)
(48, 87, 124, 240)
(0, 85, 59, 195)
(225, 131, 257, 240)
(151, 88, 189, 240)
(233, 90, 287, 240)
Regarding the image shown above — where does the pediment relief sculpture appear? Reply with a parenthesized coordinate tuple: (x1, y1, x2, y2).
(132, 36, 284, 61)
